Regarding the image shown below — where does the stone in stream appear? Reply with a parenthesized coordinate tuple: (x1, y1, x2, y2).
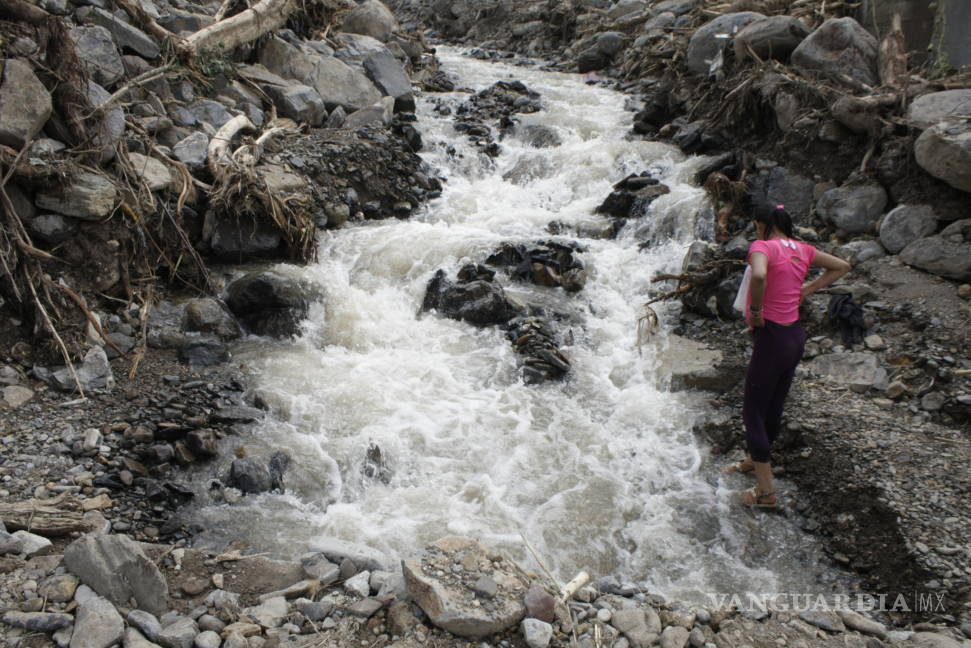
(402, 536, 528, 638)
(0, 59, 53, 150)
(225, 271, 310, 338)
(71, 595, 125, 648)
(63, 533, 168, 615)
(363, 50, 415, 112)
(421, 270, 521, 327)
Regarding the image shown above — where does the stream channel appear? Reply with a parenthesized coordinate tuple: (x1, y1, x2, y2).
(184, 47, 852, 606)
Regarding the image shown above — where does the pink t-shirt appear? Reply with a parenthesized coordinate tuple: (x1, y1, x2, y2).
(747, 238, 817, 324)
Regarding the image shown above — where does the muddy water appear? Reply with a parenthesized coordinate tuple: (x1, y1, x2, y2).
(186, 48, 848, 605)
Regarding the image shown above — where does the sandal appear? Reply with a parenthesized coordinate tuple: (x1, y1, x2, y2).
(737, 487, 779, 509)
(722, 460, 755, 476)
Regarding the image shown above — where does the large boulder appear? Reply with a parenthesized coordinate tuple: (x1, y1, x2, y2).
(70, 25, 124, 87)
(210, 214, 282, 262)
(85, 81, 126, 161)
(71, 595, 125, 648)
(264, 82, 327, 126)
(363, 50, 414, 112)
(403, 536, 528, 638)
(126, 152, 173, 192)
(879, 205, 938, 254)
(914, 119, 971, 193)
(225, 271, 310, 338)
(40, 345, 115, 393)
(900, 219, 971, 281)
(421, 270, 521, 327)
(63, 533, 168, 615)
(733, 15, 811, 63)
(36, 171, 117, 220)
(747, 166, 815, 220)
(791, 17, 878, 87)
(0, 59, 53, 150)
(342, 0, 398, 42)
(686, 12, 764, 76)
(817, 184, 887, 233)
(907, 90, 971, 129)
(809, 353, 887, 392)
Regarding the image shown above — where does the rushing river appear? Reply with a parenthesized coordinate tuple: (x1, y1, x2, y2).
(185, 48, 848, 605)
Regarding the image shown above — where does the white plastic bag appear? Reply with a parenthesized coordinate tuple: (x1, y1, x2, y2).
(733, 265, 751, 313)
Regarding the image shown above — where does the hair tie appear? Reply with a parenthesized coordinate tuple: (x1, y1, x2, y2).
(776, 204, 785, 210)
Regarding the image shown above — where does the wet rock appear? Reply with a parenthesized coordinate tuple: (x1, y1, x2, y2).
(227, 458, 274, 494)
(184, 298, 241, 340)
(518, 124, 561, 148)
(686, 12, 765, 76)
(36, 171, 117, 220)
(791, 17, 878, 87)
(363, 50, 414, 112)
(71, 25, 124, 87)
(72, 594, 125, 648)
(907, 90, 971, 129)
(210, 214, 283, 262)
(25, 213, 80, 245)
(343, 98, 394, 128)
(879, 205, 938, 254)
(611, 607, 661, 648)
(76, 7, 161, 59)
(265, 83, 327, 126)
(900, 219, 971, 281)
(306, 538, 388, 572)
(809, 352, 887, 392)
(734, 15, 811, 62)
(173, 132, 208, 169)
(660, 334, 735, 391)
(403, 536, 528, 638)
(179, 338, 229, 367)
(342, 0, 398, 42)
(0, 59, 53, 150)
(522, 618, 553, 648)
(914, 119, 971, 193)
(63, 533, 168, 615)
(127, 152, 173, 192)
(421, 270, 521, 327)
(225, 271, 310, 338)
(817, 184, 887, 233)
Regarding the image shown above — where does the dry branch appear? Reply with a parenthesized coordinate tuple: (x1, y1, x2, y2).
(184, 0, 298, 55)
(208, 115, 257, 180)
(0, 494, 92, 536)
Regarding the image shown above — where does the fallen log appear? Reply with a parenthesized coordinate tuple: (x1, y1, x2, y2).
(0, 493, 92, 536)
(184, 0, 298, 55)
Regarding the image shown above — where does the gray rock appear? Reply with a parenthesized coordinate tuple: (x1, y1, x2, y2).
(660, 626, 690, 648)
(363, 50, 414, 112)
(241, 597, 286, 628)
(76, 7, 160, 59)
(265, 83, 327, 125)
(293, 598, 334, 622)
(63, 533, 168, 615)
(837, 239, 886, 265)
(879, 204, 938, 253)
(817, 184, 887, 233)
(611, 607, 661, 648)
(791, 17, 878, 87)
(209, 213, 282, 262)
(837, 610, 886, 637)
(341, 0, 398, 42)
(299, 553, 340, 585)
(179, 337, 229, 367)
(0, 59, 53, 150)
(187, 100, 233, 128)
(46, 345, 114, 392)
(12, 530, 53, 557)
(473, 575, 498, 599)
(343, 100, 394, 128)
(734, 15, 810, 62)
(347, 597, 383, 618)
(914, 119, 971, 193)
(748, 165, 815, 219)
(608, 0, 648, 19)
(344, 570, 372, 597)
(518, 124, 561, 148)
(225, 271, 310, 338)
(36, 171, 117, 220)
(900, 219, 971, 281)
(39, 574, 79, 603)
(193, 631, 221, 648)
(173, 132, 208, 169)
(127, 610, 163, 643)
(0, 529, 24, 554)
(686, 12, 764, 76)
(228, 457, 274, 494)
(909, 633, 962, 648)
(184, 298, 241, 340)
(809, 352, 887, 391)
(522, 618, 553, 648)
(0, 611, 73, 633)
(907, 90, 971, 129)
(127, 152, 172, 192)
(71, 595, 124, 648)
(333, 33, 387, 70)
(85, 80, 125, 161)
(71, 25, 124, 86)
(403, 536, 527, 638)
(156, 617, 198, 648)
(124, 628, 162, 648)
(2, 385, 35, 409)
(196, 615, 225, 633)
(306, 538, 388, 572)
(798, 609, 845, 632)
(31, 137, 67, 155)
(157, 10, 213, 35)
(659, 334, 734, 391)
(25, 213, 80, 244)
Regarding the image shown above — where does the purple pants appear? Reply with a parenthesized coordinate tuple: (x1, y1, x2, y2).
(742, 320, 806, 463)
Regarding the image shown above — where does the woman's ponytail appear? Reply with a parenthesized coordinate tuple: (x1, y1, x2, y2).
(772, 205, 795, 238)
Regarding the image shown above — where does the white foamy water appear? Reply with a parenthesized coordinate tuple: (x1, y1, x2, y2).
(184, 48, 845, 604)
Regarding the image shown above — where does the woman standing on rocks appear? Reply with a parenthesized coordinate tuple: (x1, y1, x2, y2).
(727, 205, 851, 507)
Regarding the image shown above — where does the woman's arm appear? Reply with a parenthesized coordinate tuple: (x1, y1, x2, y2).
(802, 250, 851, 300)
(748, 251, 769, 327)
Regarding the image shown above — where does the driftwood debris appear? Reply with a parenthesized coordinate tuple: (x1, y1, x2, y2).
(0, 493, 93, 537)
